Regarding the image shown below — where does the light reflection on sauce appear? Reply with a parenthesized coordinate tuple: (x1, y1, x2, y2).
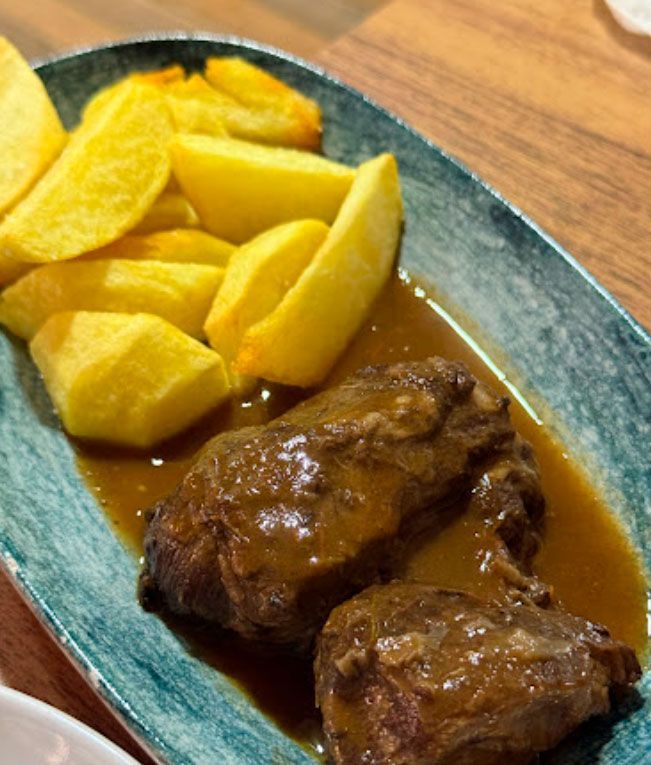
(75, 270, 648, 745)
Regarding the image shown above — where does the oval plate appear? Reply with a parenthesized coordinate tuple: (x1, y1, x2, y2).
(0, 34, 649, 765)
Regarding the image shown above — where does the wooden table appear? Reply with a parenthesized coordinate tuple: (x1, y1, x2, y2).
(1, 1, 649, 762)
(320, 0, 651, 328)
(0, 0, 385, 60)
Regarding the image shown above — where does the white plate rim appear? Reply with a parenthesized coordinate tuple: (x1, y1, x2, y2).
(0, 686, 139, 765)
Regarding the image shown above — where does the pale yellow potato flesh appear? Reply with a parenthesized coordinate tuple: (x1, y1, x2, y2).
(0, 259, 223, 340)
(204, 219, 328, 368)
(81, 66, 185, 123)
(171, 134, 354, 244)
(0, 37, 67, 216)
(132, 190, 199, 234)
(30, 311, 230, 448)
(163, 75, 230, 137)
(92, 74, 228, 139)
(0, 80, 173, 263)
(85, 229, 235, 267)
(204, 57, 321, 150)
(86, 63, 319, 149)
(171, 73, 313, 149)
(205, 57, 320, 116)
(235, 153, 403, 386)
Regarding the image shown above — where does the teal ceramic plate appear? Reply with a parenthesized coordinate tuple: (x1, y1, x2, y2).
(0, 34, 649, 765)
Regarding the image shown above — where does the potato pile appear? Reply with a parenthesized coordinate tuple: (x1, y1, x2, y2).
(0, 37, 403, 448)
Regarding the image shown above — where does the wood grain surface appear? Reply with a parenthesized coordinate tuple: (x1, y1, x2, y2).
(1, 0, 649, 762)
(0, 0, 385, 60)
(318, 0, 651, 328)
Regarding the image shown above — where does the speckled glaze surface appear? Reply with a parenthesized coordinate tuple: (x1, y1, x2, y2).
(0, 35, 649, 765)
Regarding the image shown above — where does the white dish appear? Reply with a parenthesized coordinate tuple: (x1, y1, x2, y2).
(0, 687, 138, 765)
(604, 0, 651, 34)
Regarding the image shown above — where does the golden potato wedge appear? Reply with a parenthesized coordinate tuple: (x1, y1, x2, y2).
(86, 229, 235, 267)
(0, 37, 67, 216)
(235, 154, 402, 386)
(0, 259, 223, 340)
(81, 65, 185, 122)
(205, 57, 321, 150)
(132, 190, 199, 234)
(163, 75, 230, 137)
(79, 81, 121, 125)
(30, 311, 230, 448)
(0, 80, 173, 263)
(167, 73, 314, 149)
(204, 220, 328, 367)
(85, 74, 226, 138)
(218, 105, 315, 150)
(171, 134, 354, 243)
(205, 57, 319, 116)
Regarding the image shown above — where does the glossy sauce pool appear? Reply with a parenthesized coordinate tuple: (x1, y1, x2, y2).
(75, 272, 648, 750)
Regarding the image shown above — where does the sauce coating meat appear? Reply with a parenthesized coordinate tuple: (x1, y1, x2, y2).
(315, 583, 641, 765)
(140, 357, 544, 646)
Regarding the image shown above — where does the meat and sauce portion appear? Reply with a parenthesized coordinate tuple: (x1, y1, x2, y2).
(139, 351, 643, 763)
(316, 583, 641, 765)
(140, 357, 546, 646)
(79, 276, 646, 761)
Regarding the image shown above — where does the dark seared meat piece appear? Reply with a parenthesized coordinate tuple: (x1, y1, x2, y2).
(140, 357, 528, 646)
(315, 583, 640, 765)
(467, 435, 550, 606)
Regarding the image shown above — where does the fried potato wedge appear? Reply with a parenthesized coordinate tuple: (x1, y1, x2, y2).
(204, 220, 328, 366)
(0, 80, 173, 263)
(0, 259, 223, 340)
(171, 134, 354, 243)
(205, 57, 319, 115)
(0, 37, 67, 216)
(30, 311, 230, 448)
(235, 154, 402, 386)
(85, 229, 235, 267)
(81, 65, 185, 122)
(205, 57, 321, 150)
(168, 73, 315, 149)
(132, 190, 200, 234)
(86, 61, 319, 149)
(163, 74, 230, 137)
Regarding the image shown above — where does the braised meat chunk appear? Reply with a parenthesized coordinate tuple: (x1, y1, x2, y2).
(465, 434, 549, 606)
(315, 583, 640, 765)
(140, 357, 536, 646)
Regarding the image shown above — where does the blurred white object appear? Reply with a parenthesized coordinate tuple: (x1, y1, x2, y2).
(604, 0, 651, 34)
(0, 687, 139, 765)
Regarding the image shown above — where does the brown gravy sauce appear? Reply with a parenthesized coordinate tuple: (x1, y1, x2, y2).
(75, 271, 648, 749)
